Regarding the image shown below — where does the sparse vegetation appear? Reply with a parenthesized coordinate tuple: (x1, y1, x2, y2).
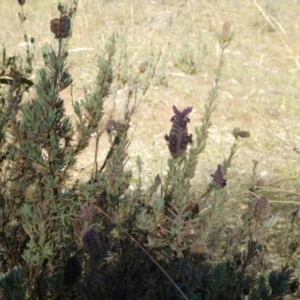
(0, 0, 300, 299)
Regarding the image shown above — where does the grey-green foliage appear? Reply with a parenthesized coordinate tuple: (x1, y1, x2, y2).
(0, 267, 26, 300)
(0, 3, 298, 299)
(0, 3, 109, 298)
(176, 32, 203, 75)
(249, 267, 294, 300)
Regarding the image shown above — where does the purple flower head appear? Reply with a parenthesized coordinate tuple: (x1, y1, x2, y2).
(10, 102, 19, 110)
(82, 227, 101, 257)
(154, 174, 161, 185)
(172, 105, 193, 118)
(106, 119, 117, 134)
(64, 256, 81, 286)
(79, 206, 94, 221)
(211, 164, 227, 188)
(165, 105, 193, 157)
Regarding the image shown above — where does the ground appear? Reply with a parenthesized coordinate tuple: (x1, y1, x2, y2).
(1, 0, 300, 196)
(1, 0, 300, 289)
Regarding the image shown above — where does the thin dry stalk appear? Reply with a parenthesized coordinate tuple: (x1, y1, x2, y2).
(94, 206, 189, 300)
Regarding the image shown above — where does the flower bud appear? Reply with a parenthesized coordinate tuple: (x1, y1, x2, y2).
(222, 21, 231, 42)
(82, 227, 101, 257)
(254, 197, 269, 223)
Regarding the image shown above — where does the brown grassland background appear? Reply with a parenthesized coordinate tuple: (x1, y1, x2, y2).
(1, 0, 300, 253)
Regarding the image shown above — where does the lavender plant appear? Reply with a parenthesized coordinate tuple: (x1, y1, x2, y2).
(0, 3, 298, 299)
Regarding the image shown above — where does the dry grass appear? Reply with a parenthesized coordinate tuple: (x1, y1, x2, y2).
(2, 0, 300, 196)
